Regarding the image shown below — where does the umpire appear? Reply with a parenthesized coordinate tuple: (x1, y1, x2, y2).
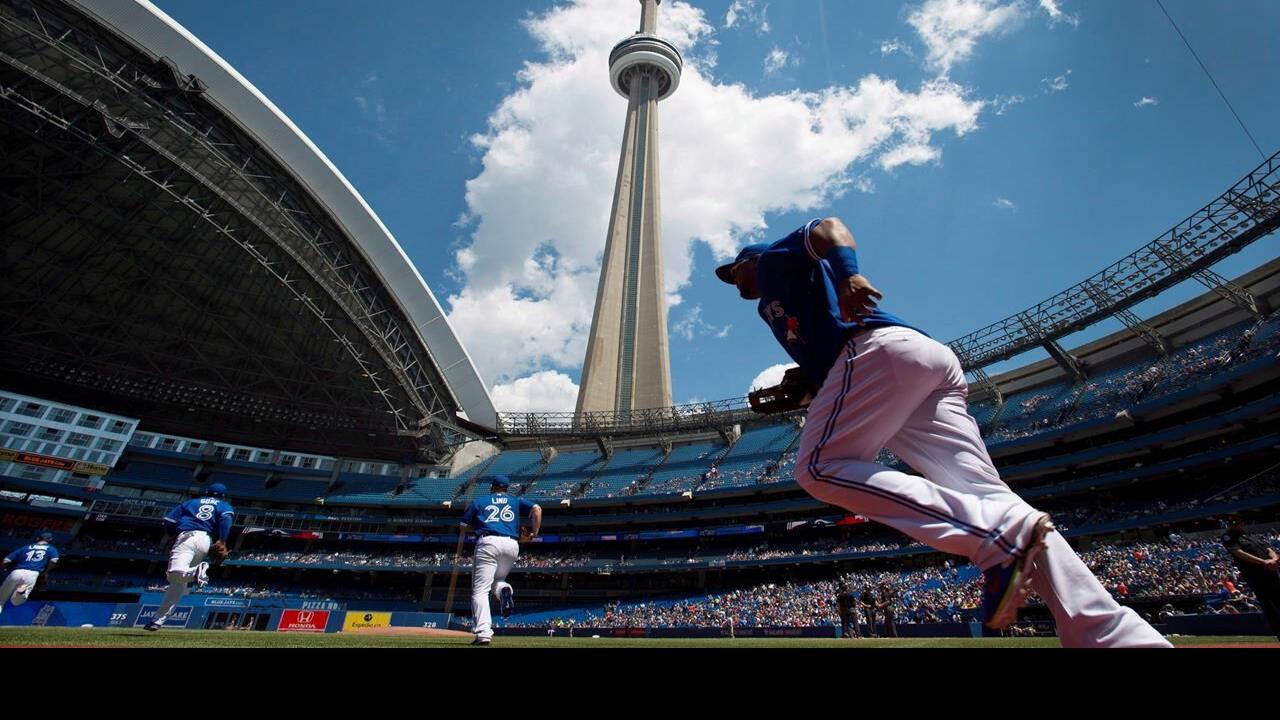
(835, 582, 860, 639)
(1220, 515, 1280, 640)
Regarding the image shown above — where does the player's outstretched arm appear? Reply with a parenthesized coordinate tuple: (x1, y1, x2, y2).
(808, 217, 882, 325)
(1228, 547, 1271, 566)
(530, 504, 543, 538)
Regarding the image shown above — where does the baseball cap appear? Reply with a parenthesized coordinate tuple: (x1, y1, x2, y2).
(715, 243, 770, 285)
(490, 475, 512, 489)
(207, 483, 227, 497)
(36, 529, 54, 542)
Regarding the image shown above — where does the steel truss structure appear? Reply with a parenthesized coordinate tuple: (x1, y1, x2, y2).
(0, 0, 473, 459)
(948, 150, 1278, 371)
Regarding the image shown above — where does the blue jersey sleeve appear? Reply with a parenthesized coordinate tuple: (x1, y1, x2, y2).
(4, 546, 21, 564)
(164, 502, 182, 527)
(461, 502, 478, 527)
(46, 546, 59, 563)
(760, 219, 823, 272)
(217, 502, 235, 541)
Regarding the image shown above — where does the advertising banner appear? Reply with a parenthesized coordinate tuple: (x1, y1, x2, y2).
(277, 609, 330, 633)
(343, 611, 392, 631)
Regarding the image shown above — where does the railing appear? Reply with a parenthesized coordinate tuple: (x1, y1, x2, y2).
(498, 396, 767, 436)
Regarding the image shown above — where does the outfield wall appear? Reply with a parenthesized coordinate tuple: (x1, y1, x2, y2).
(0, 596, 460, 634)
(4, 600, 1269, 638)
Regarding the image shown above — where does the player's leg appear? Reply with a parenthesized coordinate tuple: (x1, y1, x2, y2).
(492, 537, 518, 618)
(152, 532, 202, 627)
(884, 340, 1170, 648)
(470, 537, 498, 642)
(794, 328, 1033, 570)
(9, 570, 38, 606)
(0, 571, 20, 613)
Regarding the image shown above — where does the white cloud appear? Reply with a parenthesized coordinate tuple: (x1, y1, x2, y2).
(672, 305, 732, 341)
(992, 94, 1025, 115)
(1042, 69, 1071, 93)
(908, 0, 1028, 75)
(447, 0, 984, 397)
(749, 364, 798, 392)
(490, 371, 581, 413)
(993, 197, 1017, 210)
(1038, 0, 1079, 26)
(353, 73, 393, 143)
(1134, 96, 1160, 108)
(763, 47, 796, 75)
(725, 0, 770, 33)
(879, 38, 914, 58)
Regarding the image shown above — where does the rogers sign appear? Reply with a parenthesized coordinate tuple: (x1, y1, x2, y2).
(278, 609, 329, 633)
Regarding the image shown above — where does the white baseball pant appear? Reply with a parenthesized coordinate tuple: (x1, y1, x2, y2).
(154, 530, 210, 624)
(794, 326, 1170, 648)
(0, 569, 40, 614)
(471, 535, 518, 640)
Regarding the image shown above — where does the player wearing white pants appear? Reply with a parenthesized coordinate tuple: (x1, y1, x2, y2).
(461, 476, 542, 645)
(719, 217, 1170, 648)
(471, 535, 519, 642)
(1, 532, 59, 615)
(148, 484, 234, 630)
(794, 326, 1169, 648)
(153, 530, 211, 625)
(0, 569, 41, 612)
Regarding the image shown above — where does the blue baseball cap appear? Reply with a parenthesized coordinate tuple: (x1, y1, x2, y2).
(490, 475, 512, 489)
(208, 483, 227, 497)
(36, 529, 54, 542)
(715, 243, 770, 285)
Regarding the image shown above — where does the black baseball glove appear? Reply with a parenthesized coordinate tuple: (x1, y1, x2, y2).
(749, 367, 818, 415)
(208, 540, 230, 564)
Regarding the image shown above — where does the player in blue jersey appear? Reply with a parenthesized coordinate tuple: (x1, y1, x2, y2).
(719, 217, 1170, 648)
(0, 530, 59, 615)
(460, 475, 542, 645)
(146, 483, 235, 631)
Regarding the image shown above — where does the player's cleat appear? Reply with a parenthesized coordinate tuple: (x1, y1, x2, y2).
(194, 561, 210, 589)
(982, 514, 1055, 631)
(144, 621, 163, 632)
(471, 637, 492, 646)
(500, 586, 515, 618)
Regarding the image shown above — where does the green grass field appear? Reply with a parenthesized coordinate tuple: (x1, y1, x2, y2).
(0, 627, 1274, 648)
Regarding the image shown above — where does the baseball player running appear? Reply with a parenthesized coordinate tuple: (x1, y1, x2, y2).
(719, 217, 1170, 648)
(460, 475, 542, 646)
(146, 483, 234, 631)
(0, 530, 59, 614)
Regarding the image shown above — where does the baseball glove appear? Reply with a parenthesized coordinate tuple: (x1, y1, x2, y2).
(519, 528, 535, 543)
(749, 367, 818, 415)
(208, 540, 230, 564)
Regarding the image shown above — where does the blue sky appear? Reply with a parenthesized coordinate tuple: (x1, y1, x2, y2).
(152, 0, 1280, 412)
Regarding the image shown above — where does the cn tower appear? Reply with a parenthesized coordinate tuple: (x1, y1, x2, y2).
(576, 0, 683, 414)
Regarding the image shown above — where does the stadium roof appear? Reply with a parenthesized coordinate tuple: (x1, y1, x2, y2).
(0, 0, 495, 459)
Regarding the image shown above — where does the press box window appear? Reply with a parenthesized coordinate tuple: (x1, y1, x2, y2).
(4, 422, 34, 437)
(16, 402, 45, 418)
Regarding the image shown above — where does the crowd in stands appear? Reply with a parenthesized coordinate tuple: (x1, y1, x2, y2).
(986, 315, 1280, 443)
(725, 538, 912, 561)
(509, 531, 1280, 629)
